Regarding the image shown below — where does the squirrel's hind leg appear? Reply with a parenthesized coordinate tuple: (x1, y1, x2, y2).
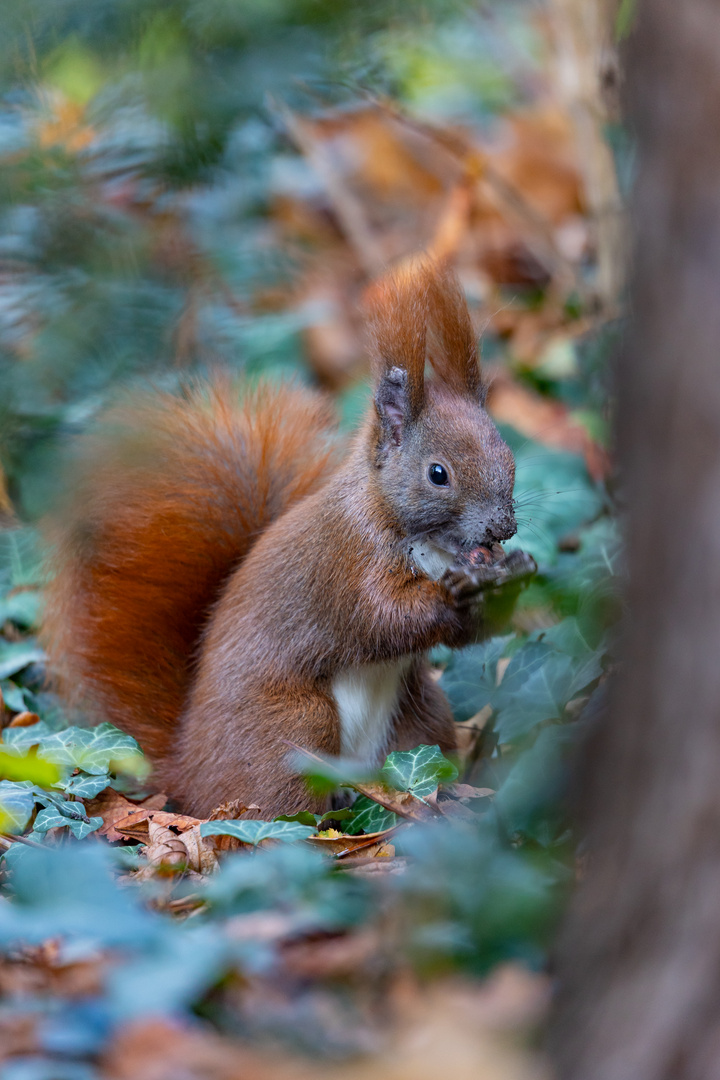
(388, 662, 456, 756)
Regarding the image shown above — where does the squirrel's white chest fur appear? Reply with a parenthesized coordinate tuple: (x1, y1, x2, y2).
(333, 658, 412, 761)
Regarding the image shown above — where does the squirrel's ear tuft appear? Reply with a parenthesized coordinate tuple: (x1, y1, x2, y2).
(375, 366, 411, 448)
(366, 260, 428, 423)
(425, 261, 481, 400)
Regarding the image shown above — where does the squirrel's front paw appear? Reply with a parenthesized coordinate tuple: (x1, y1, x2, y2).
(441, 548, 536, 609)
(501, 549, 537, 580)
(442, 564, 499, 608)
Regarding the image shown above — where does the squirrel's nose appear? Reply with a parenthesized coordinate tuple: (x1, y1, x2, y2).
(485, 508, 517, 544)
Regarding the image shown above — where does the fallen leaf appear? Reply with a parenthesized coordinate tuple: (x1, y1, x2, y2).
(112, 808, 203, 843)
(7, 711, 40, 728)
(441, 783, 495, 800)
(86, 790, 167, 843)
(305, 826, 401, 858)
(486, 367, 610, 481)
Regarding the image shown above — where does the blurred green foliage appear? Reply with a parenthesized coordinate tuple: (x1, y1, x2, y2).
(0, 0, 534, 516)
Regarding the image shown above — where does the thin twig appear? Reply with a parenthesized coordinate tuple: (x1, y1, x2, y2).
(365, 94, 591, 302)
(0, 832, 45, 850)
(270, 97, 387, 278)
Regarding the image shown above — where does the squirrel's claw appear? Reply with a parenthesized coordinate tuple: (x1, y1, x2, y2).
(442, 549, 536, 608)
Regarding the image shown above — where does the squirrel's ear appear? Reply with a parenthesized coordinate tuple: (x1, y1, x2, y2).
(366, 261, 428, 440)
(425, 262, 482, 400)
(375, 366, 412, 448)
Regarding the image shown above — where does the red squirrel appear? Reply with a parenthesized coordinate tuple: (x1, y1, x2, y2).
(42, 259, 535, 818)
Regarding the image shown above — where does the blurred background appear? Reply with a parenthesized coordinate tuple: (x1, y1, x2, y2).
(0, 2, 628, 1078)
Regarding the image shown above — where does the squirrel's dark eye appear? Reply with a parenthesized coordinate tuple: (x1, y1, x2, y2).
(428, 463, 449, 487)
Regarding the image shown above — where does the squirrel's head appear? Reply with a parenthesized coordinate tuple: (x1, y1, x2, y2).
(367, 259, 516, 575)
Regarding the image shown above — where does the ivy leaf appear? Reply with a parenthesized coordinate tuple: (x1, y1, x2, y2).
(317, 807, 354, 826)
(0, 680, 35, 713)
(442, 620, 605, 744)
(0, 642, 44, 680)
(58, 772, 112, 798)
(200, 819, 316, 845)
(275, 808, 355, 827)
(380, 745, 458, 798)
(0, 780, 36, 833)
(0, 590, 42, 630)
(342, 796, 397, 835)
(2, 721, 55, 752)
(33, 723, 144, 776)
(34, 806, 103, 839)
(274, 810, 318, 827)
(504, 443, 603, 566)
(441, 635, 513, 723)
(492, 644, 603, 742)
(495, 724, 578, 845)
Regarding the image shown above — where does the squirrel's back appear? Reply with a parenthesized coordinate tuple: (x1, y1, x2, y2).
(42, 377, 339, 761)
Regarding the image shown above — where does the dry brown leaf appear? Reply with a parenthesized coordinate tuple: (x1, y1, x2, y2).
(207, 800, 263, 852)
(486, 367, 610, 481)
(102, 1017, 309, 1080)
(0, 1012, 38, 1061)
(442, 783, 496, 800)
(180, 823, 219, 875)
(0, 944, 107, 1003)
(144, 820, 189, 870)
(280, 927, 383, 981)
(86, 790, 167, 843)
(306, 826, 400, 859)
(0, 465, 14, 524)
(7, 711, 40, 728)
(112, 808, 203, 843)
(35, 96, 95, 153)
(208, 800, 261, 820)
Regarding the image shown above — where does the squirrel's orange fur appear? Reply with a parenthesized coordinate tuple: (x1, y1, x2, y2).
(43, 260, 526, 817)
(42, 380, 339, 763)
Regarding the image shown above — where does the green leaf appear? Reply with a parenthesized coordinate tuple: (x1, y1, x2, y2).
(0, 680, 34, 713)
(59, 772, 112, 798)
(0, 529, 43, 590)
(0, 590, 43, 629)
(0, 780, 35, 833)
(492, 643, 602, 742)
(380, 744, 458, 798)
(441, 635, 513, 723)
(505, 443, 603, 566)
(33, 723, 145, 776)
(530, 616, 599, 657)
(200, 819, 316, 845)
(274, 810, 318, 827)
(275, 807, 355, 828)
(442, 619, 606, 744)
(0, 749, 60, 787)
(343, 796, 397, 835)
(0, 642, 44, 680)
(495, 725, 578, 844)
(317, 807, 354, 826)
(1, 720, 54, 751)
(33, 805, 103, 839)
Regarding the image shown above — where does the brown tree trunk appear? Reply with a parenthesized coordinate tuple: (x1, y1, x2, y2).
(550, 2, 720, 1078)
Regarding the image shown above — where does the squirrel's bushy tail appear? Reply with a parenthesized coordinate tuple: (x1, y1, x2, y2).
(42, 378, 338, 761)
